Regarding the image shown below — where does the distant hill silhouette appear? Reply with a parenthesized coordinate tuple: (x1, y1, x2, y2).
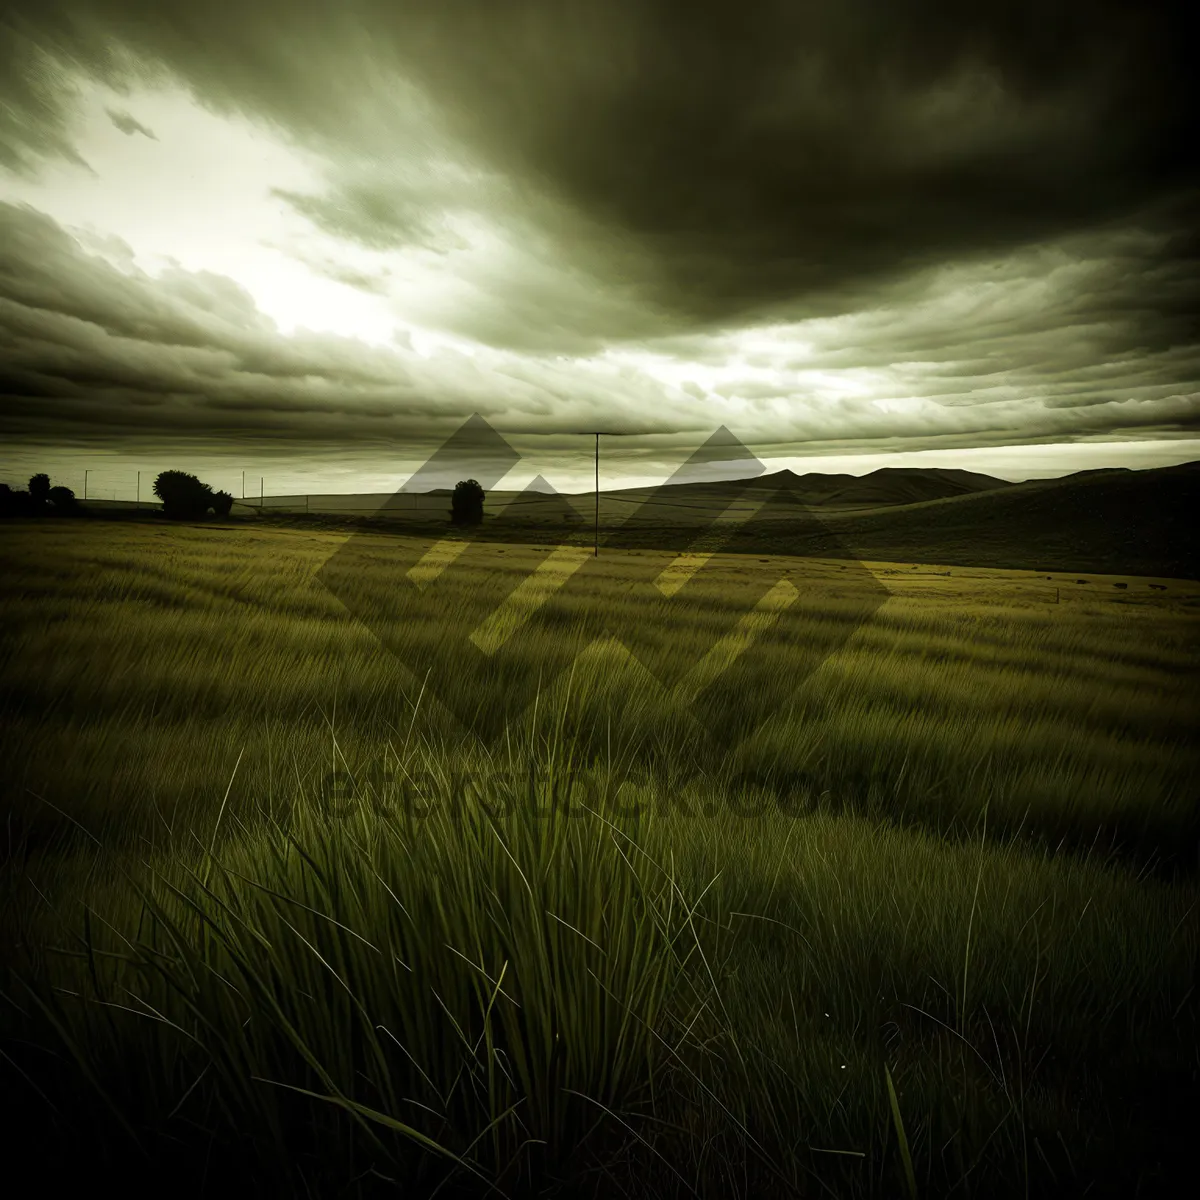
(748, 469, 860, 502)
(776, 462, 1200, 579)
(771, 465, 1012, 506)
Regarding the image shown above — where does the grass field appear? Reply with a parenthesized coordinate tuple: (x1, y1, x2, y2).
(1, 516, 1198, 1198)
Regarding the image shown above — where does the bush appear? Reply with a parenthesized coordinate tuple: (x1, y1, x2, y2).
(154, 471, 218, 521)
(47, 485, 79, 514)
(210, 490, 234, 519)
(0, 484, 38, 517)
(450, 478, 485, 526)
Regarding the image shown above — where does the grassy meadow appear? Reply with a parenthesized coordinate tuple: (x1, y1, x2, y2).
(1, 516, 1198, 1198)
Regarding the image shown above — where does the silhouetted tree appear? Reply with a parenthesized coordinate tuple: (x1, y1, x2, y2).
(28, 473, 50, 507)
(154, 470, 217, 520)
(47, 485, 79, 513)
(210, 490, 234, 518)
(450, 479, 485, 526)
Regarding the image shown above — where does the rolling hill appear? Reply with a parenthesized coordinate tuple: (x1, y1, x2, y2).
(816, 466, 1012, 506)
(772, 461, 1200, 579)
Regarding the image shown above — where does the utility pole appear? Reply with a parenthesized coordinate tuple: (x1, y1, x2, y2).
(242, 470, 245, 500)
(137, 471, 140, 509)
(261, 477, 264, 507)
(84, 469, 89, 500)
(573, 431, 631, 557)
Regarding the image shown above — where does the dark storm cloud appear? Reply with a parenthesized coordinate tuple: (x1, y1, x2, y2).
(105, 107, 156, 139)
(1, 1, 1195, 343)
(0, 1, 1196, 456)
(652, 204, 1200, 429)
(396, 0, 1198, 324)
(0, 200, 1194, 457)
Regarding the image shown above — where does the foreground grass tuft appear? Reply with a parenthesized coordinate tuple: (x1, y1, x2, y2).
(4, 750, 1197, 1197)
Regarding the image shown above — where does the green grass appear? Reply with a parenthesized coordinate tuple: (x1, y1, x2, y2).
(1, 518, 1198, 1198)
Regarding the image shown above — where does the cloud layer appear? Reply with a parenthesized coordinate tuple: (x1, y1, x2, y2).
(2, 201, 1195, 462)
(0, 1, 1196, 466)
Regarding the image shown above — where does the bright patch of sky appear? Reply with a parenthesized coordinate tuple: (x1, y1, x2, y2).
(0, 72, 475, 355)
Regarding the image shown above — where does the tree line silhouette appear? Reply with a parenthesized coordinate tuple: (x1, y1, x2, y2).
(1, 470, 488, 525)
(0, 473, 80, 516)
(0, 470, 232, 521)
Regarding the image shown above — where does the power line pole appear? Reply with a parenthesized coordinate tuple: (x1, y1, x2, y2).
(84, 469, 89, 500)
(573, 431, 631, 557)
(137, 471, 140, 509)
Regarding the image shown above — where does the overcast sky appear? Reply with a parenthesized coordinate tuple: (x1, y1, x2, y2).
(1, 1, 1196, 494)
